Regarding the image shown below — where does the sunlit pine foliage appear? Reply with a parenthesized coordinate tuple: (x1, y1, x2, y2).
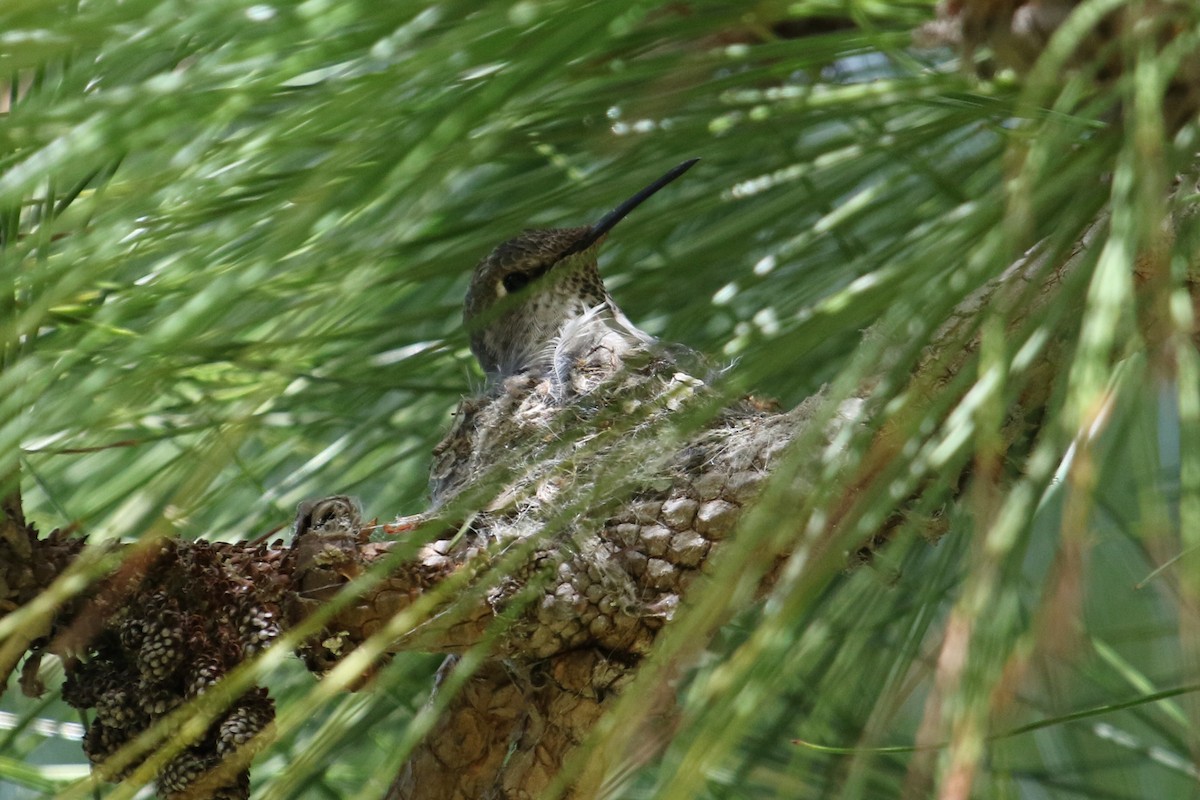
(2, 1, 1200, 798)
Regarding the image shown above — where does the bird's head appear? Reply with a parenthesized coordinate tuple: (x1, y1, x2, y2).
(463, 159, 697, 380)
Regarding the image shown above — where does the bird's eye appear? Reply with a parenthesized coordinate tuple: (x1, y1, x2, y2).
(503, 272, 531, 293)
(501, 264, 550, 295)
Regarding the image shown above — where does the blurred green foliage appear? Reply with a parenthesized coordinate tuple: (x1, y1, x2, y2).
(2, 0, 1200, 798)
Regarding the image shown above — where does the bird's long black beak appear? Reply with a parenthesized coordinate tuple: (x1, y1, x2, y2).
(563, 158, 699, 257)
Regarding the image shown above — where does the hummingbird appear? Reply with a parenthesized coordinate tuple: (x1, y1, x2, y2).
(427, 160, 700, 509)
(462, 159, 698, 391)
(428, 160, 701, 509)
